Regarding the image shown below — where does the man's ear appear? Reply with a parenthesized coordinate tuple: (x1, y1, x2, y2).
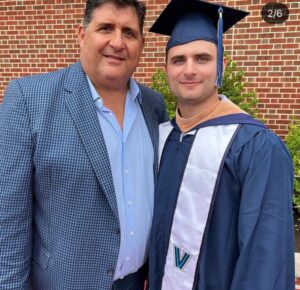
(78, 25, 85, 48)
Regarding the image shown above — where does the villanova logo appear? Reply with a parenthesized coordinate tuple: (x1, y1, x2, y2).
(173, 245, 192, 271)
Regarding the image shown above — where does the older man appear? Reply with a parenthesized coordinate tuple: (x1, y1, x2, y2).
(0, 0, 167, 289)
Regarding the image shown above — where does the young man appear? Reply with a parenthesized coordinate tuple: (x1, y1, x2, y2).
(149, 0, 295, 289)
(0, 0, 167, 289)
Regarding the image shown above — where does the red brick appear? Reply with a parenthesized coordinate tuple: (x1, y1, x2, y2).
(0, 0, 299, 139)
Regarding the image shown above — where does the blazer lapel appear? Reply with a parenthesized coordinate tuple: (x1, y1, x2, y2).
(139, 87, 160, 184)
(63, 62, 119, 218)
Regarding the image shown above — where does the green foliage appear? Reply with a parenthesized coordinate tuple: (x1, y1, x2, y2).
(150, 68, 177, 118)
(220, 56, 259, 118)
(150, 54, 259, 118)
(285, 117, 300, 212)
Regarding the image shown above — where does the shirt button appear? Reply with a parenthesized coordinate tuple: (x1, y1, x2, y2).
(109, 112, 113, 116)
(128, 200, 132, 205)
(124, 169, 129, 174)
(125, 257, 131, 261)
(129, 231, 134, 236)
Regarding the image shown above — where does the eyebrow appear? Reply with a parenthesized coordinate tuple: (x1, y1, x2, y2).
(95, 22, 139, 32)
(96, 23, 141, 38)
(96, 21, 110, 26)
(169, 52, 213, 61)
(122, 26, 139, 34)
(195, 52, 213, 58)
(169, 55, 185, 61)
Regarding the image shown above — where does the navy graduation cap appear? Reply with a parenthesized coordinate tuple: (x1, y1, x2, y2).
(150, 0, 249, 88)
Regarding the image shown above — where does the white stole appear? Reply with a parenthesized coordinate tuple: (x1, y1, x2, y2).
(159, 121, 239, 290)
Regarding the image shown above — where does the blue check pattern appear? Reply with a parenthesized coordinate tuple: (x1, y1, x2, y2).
(0, 61, 168, 290)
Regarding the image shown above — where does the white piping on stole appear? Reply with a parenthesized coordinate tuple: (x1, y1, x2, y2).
(159, 123, 239, 290)
(158, 121, 173, 164)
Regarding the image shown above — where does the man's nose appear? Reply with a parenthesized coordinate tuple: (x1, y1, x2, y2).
(109, 31, 125, 50)
(183, 60, 197, 76)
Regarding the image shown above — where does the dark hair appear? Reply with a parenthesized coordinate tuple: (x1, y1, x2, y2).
(83, 0, 146, 35)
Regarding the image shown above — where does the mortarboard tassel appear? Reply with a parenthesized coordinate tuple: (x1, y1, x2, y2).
(216, 6, 223, 88)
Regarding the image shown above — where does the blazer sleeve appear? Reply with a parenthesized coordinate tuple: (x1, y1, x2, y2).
(0, 80, 33, 289)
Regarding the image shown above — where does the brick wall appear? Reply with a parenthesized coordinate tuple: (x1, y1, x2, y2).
(0, 0, 84, 91)
(0, 0, 299, 138)
(224, 0, 300, 137)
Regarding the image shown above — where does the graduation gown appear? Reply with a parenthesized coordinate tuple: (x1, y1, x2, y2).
(149, 113, 295, 290)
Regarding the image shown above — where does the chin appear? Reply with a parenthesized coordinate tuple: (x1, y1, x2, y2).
(180, 93, 200, 101)
(104, 73, 129, 84)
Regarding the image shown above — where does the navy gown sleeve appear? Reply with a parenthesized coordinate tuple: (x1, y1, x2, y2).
(230, 128, 295, 290)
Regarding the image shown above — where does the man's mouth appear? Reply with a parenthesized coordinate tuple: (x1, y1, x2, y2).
(180, 81, 200, 87)
(104, 54, 126, 61)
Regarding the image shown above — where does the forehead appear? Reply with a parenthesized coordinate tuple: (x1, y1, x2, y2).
(90, 3, 140, 29)
(167, 40, 217, 58)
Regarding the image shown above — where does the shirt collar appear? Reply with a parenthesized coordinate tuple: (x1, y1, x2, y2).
(86, 75, 142, 107)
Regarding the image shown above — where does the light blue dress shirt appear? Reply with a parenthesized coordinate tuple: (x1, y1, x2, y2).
(87, 77, 154, 280)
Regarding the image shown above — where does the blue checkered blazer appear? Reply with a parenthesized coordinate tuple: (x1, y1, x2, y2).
(0, 62, 168, 290)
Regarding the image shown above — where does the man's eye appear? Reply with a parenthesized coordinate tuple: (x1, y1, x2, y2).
(123, 29, 136, 38)
(98, 25, 112, 32)
(172, 58, 184, 65)
(197, 57, 209, 63)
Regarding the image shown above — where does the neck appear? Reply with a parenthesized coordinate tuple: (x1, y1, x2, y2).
(178, 94, 220, 119)
(94, 82, 128, 129)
